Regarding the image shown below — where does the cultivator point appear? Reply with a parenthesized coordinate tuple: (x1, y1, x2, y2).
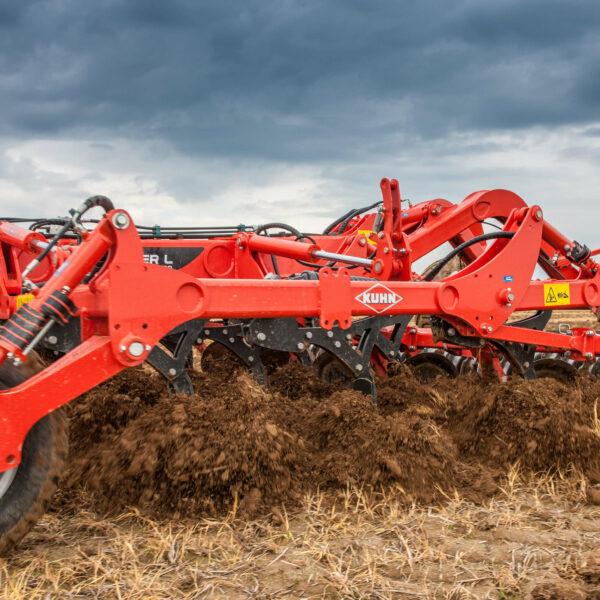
(0, 179, 599, 550)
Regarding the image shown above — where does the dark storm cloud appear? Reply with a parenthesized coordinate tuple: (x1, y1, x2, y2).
(1, 0, 599, 160)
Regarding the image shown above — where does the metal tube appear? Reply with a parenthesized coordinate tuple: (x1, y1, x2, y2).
(21, 319, 56, 357)
(31, 240, 50, 251)
(311, 250, 373, 266)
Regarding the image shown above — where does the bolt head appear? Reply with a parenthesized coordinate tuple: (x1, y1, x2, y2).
(248, 356, 254, 363)
(359, 238, 366, 246)
(377, 232, 384, 239)
(257, 332, 266, 342)
(586, 352, 594, 359)
(383, 247, 389, 254)
(47, 335, 58, 345)
(145, 344, 152, 351)
(356, 364, 363, 371)
(112, 212, 130, 229)
(327, 331, 334, 338)
(373, 262, 382, 273)
(128, 341, 145, 357)
(389, 350, 395, 357)
(296, 342, 304, 351)
(229, 337, 235, 343)
(222, 328, 228, 336)
(305, 331, 313, 339)
(587, 330, 595, 337)
(448, 328, 456, 337)
(334, 341, 341, 348)
(168, 368, 177, 377)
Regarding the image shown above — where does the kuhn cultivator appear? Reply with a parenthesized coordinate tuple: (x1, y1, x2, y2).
(0, 179, 599, 551)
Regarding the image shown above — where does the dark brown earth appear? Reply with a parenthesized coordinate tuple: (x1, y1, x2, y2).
(62, 357, 600, 520)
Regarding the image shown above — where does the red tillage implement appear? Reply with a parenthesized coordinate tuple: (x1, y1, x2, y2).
(0, 178, 599, 551)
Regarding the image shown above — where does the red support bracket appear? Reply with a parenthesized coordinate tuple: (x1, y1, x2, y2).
(319, 267, 351, 329)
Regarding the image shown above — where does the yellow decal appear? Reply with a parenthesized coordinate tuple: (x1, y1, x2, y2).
(544, 283, 570, 306)
(16, 294, 34, 309)
(357, 230, 377, 246)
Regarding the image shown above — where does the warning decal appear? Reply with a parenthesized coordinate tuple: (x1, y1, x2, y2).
(357, 230, 377, 246)
(16, 294, 34, 309)
(544, 283, 571, 306)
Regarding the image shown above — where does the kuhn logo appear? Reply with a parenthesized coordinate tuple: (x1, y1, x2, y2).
(356, 284, 403, 313)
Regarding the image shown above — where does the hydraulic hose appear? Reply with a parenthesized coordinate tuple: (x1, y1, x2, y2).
(423, 232, 515, 281)
(323, 201, 382, 234)
(22, 195, 115, 285)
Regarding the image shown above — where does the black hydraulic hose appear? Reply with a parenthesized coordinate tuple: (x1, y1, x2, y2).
(323, 201, 381, 235)
(256, 222, 325, 270)
(29, 218, 71, 231)
(255, 223, 305, 277)
(255, 222, 303, 237)
(338, 201, 382, 234)
(423, 231, 515, 281)
(30, 220, 73, 270)
(81, 195, 115, 213)
(23, 196, 115, 282)
(323, 208, 359, 235)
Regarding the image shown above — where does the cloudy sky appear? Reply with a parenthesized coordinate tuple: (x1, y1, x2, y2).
(1, 0, 600, 246)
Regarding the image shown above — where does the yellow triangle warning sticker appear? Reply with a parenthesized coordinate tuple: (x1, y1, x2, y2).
(543, 283, 570, 306)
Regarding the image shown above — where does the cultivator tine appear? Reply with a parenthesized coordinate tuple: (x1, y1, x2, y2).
(201, 323, 268, 385)
(495, 310, 554, 379)
(146, 319, 206, 395)
(507, 310, 553, 332)
(243, 315, 415, 401)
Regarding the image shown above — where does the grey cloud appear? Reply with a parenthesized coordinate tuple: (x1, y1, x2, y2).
(0, 0, 599, 163)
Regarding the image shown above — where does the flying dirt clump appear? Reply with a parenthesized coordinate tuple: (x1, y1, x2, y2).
(302, 389, 457, 503)
(63, 361, 600, 519)
(66, 369, 307, 518)
(450, 376, 600, 473)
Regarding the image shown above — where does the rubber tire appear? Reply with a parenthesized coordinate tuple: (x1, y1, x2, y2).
(0, 358, 68, 555)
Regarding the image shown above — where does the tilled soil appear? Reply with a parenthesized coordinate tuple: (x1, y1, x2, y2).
(63, 359, 600, 519)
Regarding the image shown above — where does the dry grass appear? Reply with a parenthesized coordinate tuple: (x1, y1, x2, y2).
(2, 471, 600, 599)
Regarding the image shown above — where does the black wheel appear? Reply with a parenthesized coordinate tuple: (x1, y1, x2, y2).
(533, 356, 580, 383)
(404, 351, 457, 382)
(0, 356, 68, 555)
(315, 353, 353, 384)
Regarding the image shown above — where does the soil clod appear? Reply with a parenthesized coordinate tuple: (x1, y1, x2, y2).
(63, 362, 600, 519)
